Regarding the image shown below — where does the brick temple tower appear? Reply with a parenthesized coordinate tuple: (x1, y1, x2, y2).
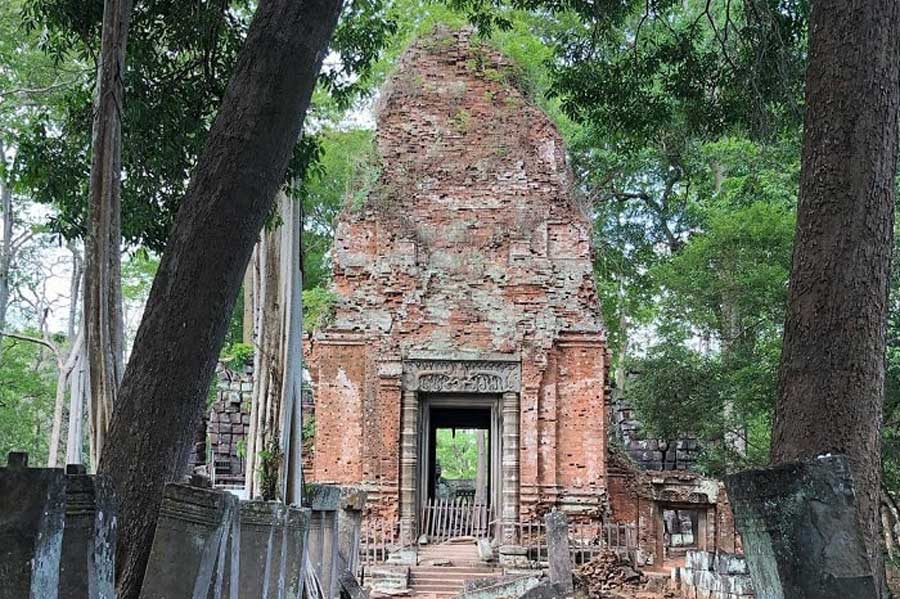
(306, 28, 610, 543)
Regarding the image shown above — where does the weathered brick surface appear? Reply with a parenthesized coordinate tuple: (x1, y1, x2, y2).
(308, 28, 608, 524)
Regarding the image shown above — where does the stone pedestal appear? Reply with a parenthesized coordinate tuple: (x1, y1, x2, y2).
(307, 485, 341, 599)
(283, 506, 310, 598)
(223, 501, 309, 599)
(59, 465, 117, 599)
(0, 452, 66, 599)
(497, 545, 528, 569)
(231, 501, 285, 599)
(544, 511, 573, 594)
(139, 481, 238, 599)
(337, 487, 366, 575)
(725, 455, 878, 599)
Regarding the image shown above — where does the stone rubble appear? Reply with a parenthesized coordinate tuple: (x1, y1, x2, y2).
(574, 550, 646, 597)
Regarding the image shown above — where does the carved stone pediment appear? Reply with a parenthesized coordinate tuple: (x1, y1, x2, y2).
(403, 359, 521, 393)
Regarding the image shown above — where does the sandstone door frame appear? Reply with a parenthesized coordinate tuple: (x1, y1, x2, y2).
(400, 355, 521, 544)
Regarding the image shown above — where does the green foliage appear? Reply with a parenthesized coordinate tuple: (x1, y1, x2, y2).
(435, 429, 480, 479)
(0, 335, 58, 465)
(625, 141, 796, 475)
(121, 251, 159, 303)
(220, 342, 254, 371)
(13, 0, 395, 251)
(302, 414, 316, 442)
(629, 345, 721, 445)
(302, 287, 338, 332)
(298, 129, 377, 289)
(450, 108, 472, 132)
(257, 438, 282, 501)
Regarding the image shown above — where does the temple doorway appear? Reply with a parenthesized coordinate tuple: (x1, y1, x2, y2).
(418, 396, 501, 541)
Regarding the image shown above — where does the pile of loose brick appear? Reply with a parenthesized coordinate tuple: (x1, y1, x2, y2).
(573, 550, 646, 596)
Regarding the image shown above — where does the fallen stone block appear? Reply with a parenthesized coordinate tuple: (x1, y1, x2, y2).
(520, 580, 568, 599)
(476, 538, 494, 562)
(366, 565, 409, 595)
(338, 568, 369, 599)
(457, 574, 542, 599)
(497, 544, 528, 568)
(725, 455, 878, 599)
(0, 452, 66, 599)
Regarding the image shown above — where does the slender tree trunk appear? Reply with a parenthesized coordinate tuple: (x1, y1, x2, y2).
(48, 245, 86, 467)
(720, 300, 746, 456)
(48, 330, 84, 467)
(771, 0, 900, 593)
(66, 334, 88, 465)
(67, 242, 83, 342)
(96, 1, 342, 596)
(0, 139, 13, 338)
(84, 0, 130, 468)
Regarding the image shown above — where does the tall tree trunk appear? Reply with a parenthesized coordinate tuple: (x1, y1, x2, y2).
(66, 333, 88, 465)
(48, 245, 86, 467)
(47, 330, 85, 467)
(771, 0, 900, 593)
(96, 1, 342, 596)
(84, 0, 130, 468)
(67, 242, 83, 342)
(0, 138, 13, 338)
(245, 191, 304, 503)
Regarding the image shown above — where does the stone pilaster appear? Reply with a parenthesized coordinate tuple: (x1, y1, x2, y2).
(399, 390, 419, 544)
(501, 391, 520, 543)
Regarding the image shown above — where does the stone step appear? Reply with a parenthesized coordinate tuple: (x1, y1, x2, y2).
(409, 565, 502, 599)
(411, 574, 502, 584)
(412, 568, 499, 576)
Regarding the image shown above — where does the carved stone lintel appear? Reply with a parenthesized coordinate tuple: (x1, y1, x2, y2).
(403, 359, 521, 393)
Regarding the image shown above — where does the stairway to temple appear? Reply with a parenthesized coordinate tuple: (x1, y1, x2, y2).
(409, 541, 501, 597)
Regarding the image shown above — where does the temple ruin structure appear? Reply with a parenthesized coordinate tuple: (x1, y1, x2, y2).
(306, 28, 609, 544)
(186, 28, 741, 575)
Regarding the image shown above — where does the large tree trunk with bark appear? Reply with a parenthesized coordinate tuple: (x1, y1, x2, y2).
(771, 0, 900, 593)
(96, 0, 342, 596)
(84, 0, 130, 467)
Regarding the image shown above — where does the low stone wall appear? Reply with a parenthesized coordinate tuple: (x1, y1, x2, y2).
(0, 453, 116, 599)
(2, 453, 368, 599)
(676, 550, 754, 599)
